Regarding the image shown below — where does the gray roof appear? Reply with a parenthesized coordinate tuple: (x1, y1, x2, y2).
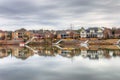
(86, 27, 99, 33)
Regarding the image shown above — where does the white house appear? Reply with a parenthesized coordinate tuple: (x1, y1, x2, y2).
(80, 27, 87, 38)
(97, 28, 104, 38)
(80, 27, 104, 38)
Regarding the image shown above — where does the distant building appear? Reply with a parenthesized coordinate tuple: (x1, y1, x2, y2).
(80, 27, 104, 39)
(56, 31, 70, 39)
(114, 29, 120, 38)
(0, 30, 5, 40)
(103, 28, 113, 39)
(5, 31, 13, 40)
(86, 27, 104, 38)
(80, 27, 87, 38)
(44, 30, 54, 39)
(56, 30, 80, 39)
(14, 28, 27, 40)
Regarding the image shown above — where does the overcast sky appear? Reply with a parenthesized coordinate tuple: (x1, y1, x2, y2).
(0, 0, 119, 30)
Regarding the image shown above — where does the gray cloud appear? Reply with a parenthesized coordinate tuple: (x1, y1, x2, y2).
(0, 0, 119, 30)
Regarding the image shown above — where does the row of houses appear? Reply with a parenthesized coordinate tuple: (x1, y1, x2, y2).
(0, 28, 55, 40)
(0, 27, 120, 41)
(57, 27, 120, 39)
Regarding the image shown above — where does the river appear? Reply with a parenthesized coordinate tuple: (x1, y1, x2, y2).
(0, 45, 120, 80)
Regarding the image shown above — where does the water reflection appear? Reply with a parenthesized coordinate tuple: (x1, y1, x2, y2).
(0, 45, 120, 80)
(0, 45, 120, 60)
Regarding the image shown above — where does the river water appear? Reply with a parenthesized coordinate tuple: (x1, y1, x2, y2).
(0, 45, 120, 80)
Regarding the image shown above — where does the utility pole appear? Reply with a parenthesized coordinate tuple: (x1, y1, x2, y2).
(70, 24, 73, 31)
(70, 24, 74, 39)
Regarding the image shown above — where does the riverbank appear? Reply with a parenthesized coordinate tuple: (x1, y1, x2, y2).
(0, 39, 119, 45)
(88, 39, 119, 45)
(0, 40, 24, 45)
(59, 39, 119, 45)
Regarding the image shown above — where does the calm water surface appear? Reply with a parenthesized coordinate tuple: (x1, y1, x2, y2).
(0, 45, 120, 80)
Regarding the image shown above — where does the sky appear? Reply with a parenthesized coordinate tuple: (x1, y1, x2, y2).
(0, 0, 119, 30)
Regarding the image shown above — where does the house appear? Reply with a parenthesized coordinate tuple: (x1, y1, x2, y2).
(56, 30, 70, 39)
(29, 29, 47, 39)
(56, 30, 80, 39)
(44, 30, 54, 39)
(0, 30, 5, 40)
(80, 27, 104, 39)
(69, 31, 80, 39)
(5, 31, 13, 40)
(103, 28, 113, 39)
(86, 27, 104, 38)
(14, 28, 27, 40)
(114, 29, 120, 38)
(80, 27, 87, 38)
(29, 30, 55, 39)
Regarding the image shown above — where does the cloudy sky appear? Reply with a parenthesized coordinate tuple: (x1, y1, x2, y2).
(0, 0, 119, 30)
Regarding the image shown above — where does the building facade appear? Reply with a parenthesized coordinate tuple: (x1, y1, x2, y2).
(80, 27, 104, 39)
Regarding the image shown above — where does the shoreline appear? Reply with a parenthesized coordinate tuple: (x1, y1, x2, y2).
(0, 39, 119, 45)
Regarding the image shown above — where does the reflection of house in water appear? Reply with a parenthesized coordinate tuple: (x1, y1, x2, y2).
(0, 45, 120, 60)
(12, 47, 34, 60)
(81, 49, 120, 60)
(27, 46, 56, 57)
(37, 49, 56, 57)
(87, 50, 104, 59)
(103, 49, 120, 58)
(0, 46, 34, 60)
(59, 50, 72, 58)
(81, 49, 109, 59)
(0, 49, 10, 58)
(58, 49, 81, 58)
